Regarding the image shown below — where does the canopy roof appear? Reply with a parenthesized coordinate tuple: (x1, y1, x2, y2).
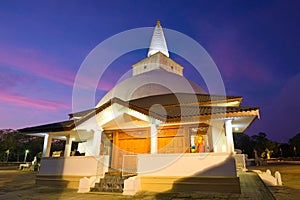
(19, 93, 258, 134)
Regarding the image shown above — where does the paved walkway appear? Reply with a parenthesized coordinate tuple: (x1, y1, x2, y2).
(0, 170, 277, 200)
(90, 171, 276, 200)
(238, 171, 275, 200)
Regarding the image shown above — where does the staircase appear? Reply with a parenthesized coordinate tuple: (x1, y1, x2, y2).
(91, 169, 128, 193)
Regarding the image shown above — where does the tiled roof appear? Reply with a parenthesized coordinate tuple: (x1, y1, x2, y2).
(18, 98, 127, 133)
(148, 105, 259, 122)
(129, 93, 241, 109)
(18, 120, 76, 133)
(68, 108, 96, 119)
(19, 95, 258, 134)
(69, 93, 241, 118)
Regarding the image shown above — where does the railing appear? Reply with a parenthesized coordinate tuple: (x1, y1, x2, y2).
(122, 154, 138, 177)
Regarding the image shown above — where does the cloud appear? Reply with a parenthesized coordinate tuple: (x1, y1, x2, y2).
(191, 17, 274, 87)
(0, 88, 70, 111)
(0, 66, 37, 89)
(0, 42, 120, 94)
(207, 37, 273, 84)
(0, 43, 76, 86)
(73, 72, 116, 92)
(0, 104, 69, 130)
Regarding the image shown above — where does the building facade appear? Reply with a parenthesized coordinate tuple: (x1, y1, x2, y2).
(19, 21, 260, 194)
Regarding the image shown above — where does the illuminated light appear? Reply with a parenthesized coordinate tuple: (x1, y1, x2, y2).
(226, 101, 240, 106)
(24, 149, 29, 162)
(234, 127, 239, 131)
(71, 138, 76, 141)
(191, 128, 198, 132)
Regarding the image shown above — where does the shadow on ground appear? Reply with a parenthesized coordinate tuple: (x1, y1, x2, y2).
(1, 165, 299, 200)
(0, 170, 69, 200)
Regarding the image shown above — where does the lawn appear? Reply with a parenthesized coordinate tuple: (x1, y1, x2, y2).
(248, 162, 300, 200)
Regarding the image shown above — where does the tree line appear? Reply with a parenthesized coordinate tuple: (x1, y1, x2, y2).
(0, 129, 64, 162)
(234, 132, 300, 159)
(0, 129, 299, 162)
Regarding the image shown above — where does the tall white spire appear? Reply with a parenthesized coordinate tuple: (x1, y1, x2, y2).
(147, 20, 169, 57)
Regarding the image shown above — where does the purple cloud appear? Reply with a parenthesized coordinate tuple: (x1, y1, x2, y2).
(207, 37, 273, 84)
(0, 88, 70, 111)
(0, 43, 76, 86)
(0, 42, 120, 94)
(0, 67, 36, 89)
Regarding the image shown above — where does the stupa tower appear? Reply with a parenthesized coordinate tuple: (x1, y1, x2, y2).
(147, 20, 169, 57)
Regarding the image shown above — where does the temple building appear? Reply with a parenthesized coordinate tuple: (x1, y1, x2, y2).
(19, 21, 260, 194)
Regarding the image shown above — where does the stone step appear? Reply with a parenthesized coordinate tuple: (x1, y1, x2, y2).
(92, 182, 124, 193)
(90, 172, 127, 193)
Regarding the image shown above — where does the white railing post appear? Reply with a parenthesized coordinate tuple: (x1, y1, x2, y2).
(275, 171, 282, 186)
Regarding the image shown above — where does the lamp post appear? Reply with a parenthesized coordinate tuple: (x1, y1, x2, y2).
(5, 149, 9, 162)
(24, 149, 29, 163)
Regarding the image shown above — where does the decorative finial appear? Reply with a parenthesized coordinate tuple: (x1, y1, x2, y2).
(156, 20, 161, 26)
(148, 20, 169, 57)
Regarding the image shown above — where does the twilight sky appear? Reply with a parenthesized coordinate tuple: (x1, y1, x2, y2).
(0, 0, 300, 143)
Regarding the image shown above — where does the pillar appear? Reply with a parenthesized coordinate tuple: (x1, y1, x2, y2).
(93, 128, 102, 156)
(225, 119, 235, 153)
(85, 128, 102, 156)
(210, 121, 227, 153)
(64, 135, 72, 157)
(42, 133, 53, 157)
(150, 123, 158, 154)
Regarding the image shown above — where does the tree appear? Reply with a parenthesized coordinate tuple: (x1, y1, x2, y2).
(289, 133, 300, 157)
(251, 132, 279, 159)
(278, 143, 293, 158)
(233, 133, 255, 158)
(0, 129, 26, 161)
(0, 129, 44, 162)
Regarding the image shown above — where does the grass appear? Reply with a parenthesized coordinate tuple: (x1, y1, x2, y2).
(248, 162, 300, 200)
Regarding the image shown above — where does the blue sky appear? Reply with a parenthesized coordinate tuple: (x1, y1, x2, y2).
(0, 0, 300, 142)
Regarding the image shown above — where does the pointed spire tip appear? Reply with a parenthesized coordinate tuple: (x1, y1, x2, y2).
(156, 20, 161, 26)
(148, 20, 169, 57)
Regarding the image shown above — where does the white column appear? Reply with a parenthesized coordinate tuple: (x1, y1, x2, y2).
(150, 123, 158, 154)
(85, 128, 102, 156)
(93, 128, 102, 156)
(210, 121, 226, 153)
(42, 133, 52, 157)
(64, 135, 72, 157)
(225, 119, 235, 153)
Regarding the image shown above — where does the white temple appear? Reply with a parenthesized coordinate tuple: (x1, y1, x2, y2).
(19, 21, 260, 194)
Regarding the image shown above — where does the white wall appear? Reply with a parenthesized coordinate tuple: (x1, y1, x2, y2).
(39, 156, 108, 177)
(137, 153, 237, 177)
